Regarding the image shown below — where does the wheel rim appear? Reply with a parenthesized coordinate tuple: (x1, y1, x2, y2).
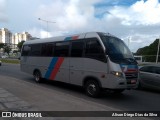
(87, 84, 97, 95)
(35, 73, 40, 82)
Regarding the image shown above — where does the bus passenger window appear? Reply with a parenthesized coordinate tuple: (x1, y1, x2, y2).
(54, 42, 69, 57)
(71, 41, 84, 57)
(30, 44, 42, 56)
(22, 45, 31, 56)
(85, 38, 106, 62)
(41, 43, 54, 57)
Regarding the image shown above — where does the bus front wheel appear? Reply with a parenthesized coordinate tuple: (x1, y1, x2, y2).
(34, 71, 42, 83)
(85, 80, 101, 97)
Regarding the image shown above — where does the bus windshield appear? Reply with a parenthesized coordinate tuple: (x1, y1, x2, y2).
(101, 35, 135, 63)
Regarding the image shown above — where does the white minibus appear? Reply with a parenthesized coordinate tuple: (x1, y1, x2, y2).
(20, 32, 139, 97)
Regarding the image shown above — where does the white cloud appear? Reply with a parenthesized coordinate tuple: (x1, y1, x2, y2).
(104, 0, 160, 52)
(36, 0, 100, 31)
(0, 0, 7, 22)
(28, 27, 69, 38)
(108, 0, 160, 25)
(30, 0, 160, 52)
(0, 0, 5, 11)
(28, 28, 51, 38)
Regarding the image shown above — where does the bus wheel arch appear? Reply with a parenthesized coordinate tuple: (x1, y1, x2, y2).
(83, 77, 102, 97)
(33, 69, 42, 83)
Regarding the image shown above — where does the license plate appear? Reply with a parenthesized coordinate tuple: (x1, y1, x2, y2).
(131, 79, 136, 84)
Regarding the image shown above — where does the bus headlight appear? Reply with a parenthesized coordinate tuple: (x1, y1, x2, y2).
(111, 71, 123, 77)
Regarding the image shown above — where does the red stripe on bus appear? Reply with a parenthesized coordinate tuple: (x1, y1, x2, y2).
(49, 57, 64, 80)
(72, 36, 79, 40)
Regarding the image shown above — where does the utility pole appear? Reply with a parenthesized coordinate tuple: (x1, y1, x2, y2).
(156, 37, 160, 64)
(128, 36, 131, 48)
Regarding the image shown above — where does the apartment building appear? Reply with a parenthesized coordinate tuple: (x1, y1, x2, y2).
(0, 28, 32, 50)
(12, 32, 32, 49)
(0, 28, 12, 45)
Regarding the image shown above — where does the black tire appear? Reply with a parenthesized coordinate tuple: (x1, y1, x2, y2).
(137, 82, 143, 90)
(85, 80, 101, 97)
(34, 71, 42, 83)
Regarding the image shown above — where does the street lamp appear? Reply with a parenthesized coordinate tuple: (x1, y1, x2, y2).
(156, 37, 160, 64)
(128, 36, 131, 48)
(38, 18, 56, 38)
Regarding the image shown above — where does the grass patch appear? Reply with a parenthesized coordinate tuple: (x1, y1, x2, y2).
(0, 59, 20, 64)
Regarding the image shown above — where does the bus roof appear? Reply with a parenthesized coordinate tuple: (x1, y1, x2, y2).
(23, 32, 115, 45)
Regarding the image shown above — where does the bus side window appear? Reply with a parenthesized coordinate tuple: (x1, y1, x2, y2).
(21, 45, 31, 56)
(30, 44, 42, 56)
(71, 40, 84, 57)
(54, 42, 69, 57)
(41, 43, 54, 57)
(85, 38, 106, 62)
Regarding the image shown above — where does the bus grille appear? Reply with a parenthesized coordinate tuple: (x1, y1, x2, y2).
(125, 72, 138, 84)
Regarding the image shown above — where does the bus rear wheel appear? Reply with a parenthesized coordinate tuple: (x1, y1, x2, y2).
(34, 71, 42, 83)
(85, 80, 100, 97)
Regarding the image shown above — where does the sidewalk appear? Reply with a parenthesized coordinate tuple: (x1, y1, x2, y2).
(0, 88, 149, 120)
(0, 88, 52, 120)
(0, 87, 38, 111)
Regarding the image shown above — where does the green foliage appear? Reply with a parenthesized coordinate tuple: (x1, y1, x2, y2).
(0, 43, 5, 49)
(0, 58, 20, 64)
(13, 50, 18, 53)
(17, 41, 25, 51)
(3, 45, 11, 55)
(136, 39, 160, 62)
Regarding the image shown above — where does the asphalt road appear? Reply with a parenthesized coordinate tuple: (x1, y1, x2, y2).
(0, 63, 160, 119)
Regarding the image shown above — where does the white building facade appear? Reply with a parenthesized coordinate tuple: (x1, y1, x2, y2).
(0, 28, 12, 45)
(0, 28, 32, 50)
(12, 32, 32, 49)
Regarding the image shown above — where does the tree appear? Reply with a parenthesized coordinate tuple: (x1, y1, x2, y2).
(13, 50, 18, 53)
(0, 43, 5, 49)
(136, 39, 160, 62)
(17, 40, 25, 51)
(3, 44, 11, 56)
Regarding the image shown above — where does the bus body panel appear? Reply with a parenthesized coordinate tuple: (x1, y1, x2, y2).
(44, 57, 70, 83)
(21, 56, 52, 77)
(69, 58, 108, 86)
(20, 32, 139, 90)
(69, 58, 84, 85)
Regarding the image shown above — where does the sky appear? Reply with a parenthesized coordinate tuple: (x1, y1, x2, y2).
(0, 0, 160, 52)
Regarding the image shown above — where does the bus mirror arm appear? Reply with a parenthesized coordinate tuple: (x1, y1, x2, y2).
(105, 49, 109, 55)
(103, 55, 108, 63)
